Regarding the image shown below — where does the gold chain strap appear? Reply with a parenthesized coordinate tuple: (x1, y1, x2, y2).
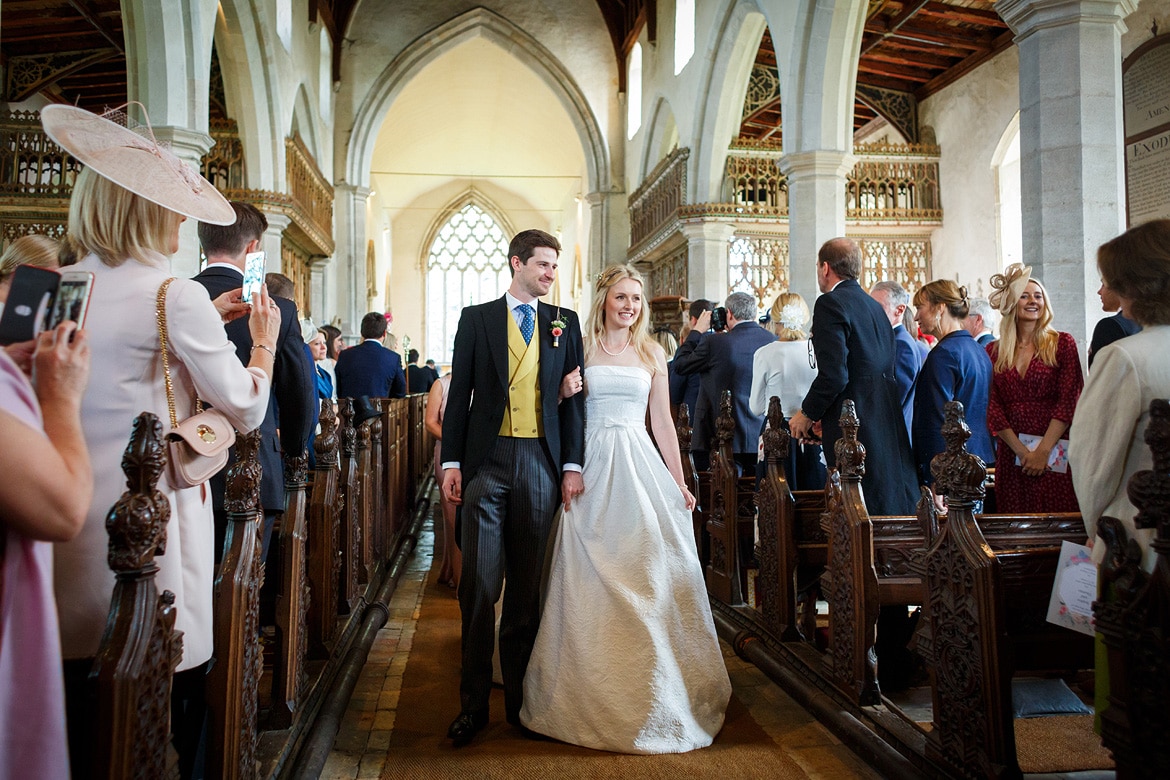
(155, 277, 202, 430)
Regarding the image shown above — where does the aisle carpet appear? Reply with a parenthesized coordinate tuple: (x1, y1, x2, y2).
(381, 570, 807, 779)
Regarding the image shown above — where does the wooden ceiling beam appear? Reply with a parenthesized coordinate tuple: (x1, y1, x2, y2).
(920, 2, 1006, 28)
(891, 21, 992, 50)
(863, 47, 955, 70)
(858, 59, 933, 83)
(860, 0, 933, 56)
(65, 0, 124, 53)
(915, 29, 1015, 99)
(857, 71, 921, 93)
(869, 36, 971, 59)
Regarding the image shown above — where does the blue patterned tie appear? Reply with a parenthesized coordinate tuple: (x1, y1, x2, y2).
(518, 303, 534, 345)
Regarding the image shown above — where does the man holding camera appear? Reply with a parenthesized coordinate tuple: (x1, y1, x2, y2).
(672, 291, 773, 472)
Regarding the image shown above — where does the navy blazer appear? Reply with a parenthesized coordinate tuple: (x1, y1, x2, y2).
(893, 325, 925, 443)
(976, 332, 997, 348)
(440, 296, 585, 488)
(912, 329, 995, 484)
(801, 279, 918, 515)
(335, 340, 407, 400)
(193, 265, 316, 513)
(1088, 312, 1140, 369)
(672, 320, 776, 455)
(668, 342, 702, 421)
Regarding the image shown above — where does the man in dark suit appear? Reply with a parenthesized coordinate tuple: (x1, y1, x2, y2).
(334, 312, 407, 399)
(789, 239, 918, 516)
(672, 291, 775, 473)
(963, 295, 998, 347)
(439, 229, 585, 747)
(870, 280, 925, 445)
(669, 297, 712, 421)
(406, 348, 431, 393)
(1088, 281, 1141, 369)
(790, 239, 922, 690)
(194, 202, 316, 557)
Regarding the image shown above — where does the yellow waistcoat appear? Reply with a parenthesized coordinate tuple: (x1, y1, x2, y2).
(499, 311, 544, 438)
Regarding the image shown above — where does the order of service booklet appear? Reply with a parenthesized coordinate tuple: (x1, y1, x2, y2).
(1046, 540, 1097, 636)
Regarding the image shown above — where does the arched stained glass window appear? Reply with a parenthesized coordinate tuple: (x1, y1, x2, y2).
(427, 204, 511, 364)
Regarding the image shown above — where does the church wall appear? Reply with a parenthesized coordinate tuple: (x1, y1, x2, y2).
(1122, 0, 1170, 58)
(919, 47, 1020, 299)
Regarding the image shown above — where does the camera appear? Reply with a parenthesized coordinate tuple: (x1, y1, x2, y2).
(709, 306, 728, 332)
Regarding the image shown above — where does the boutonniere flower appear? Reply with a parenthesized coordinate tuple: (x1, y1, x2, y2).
(550, 309, 567, 348)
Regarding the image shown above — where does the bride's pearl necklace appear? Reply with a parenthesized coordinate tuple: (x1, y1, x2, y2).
(599, 335, 632, 356)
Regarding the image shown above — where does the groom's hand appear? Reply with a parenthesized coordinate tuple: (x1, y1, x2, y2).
(561, 471, 584, 511)
(442, 468, 463, 506)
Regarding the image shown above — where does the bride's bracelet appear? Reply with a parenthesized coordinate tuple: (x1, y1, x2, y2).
(678, 483, 688, 490)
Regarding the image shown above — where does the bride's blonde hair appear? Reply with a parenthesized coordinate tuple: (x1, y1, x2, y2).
(585, 264, 662, 375)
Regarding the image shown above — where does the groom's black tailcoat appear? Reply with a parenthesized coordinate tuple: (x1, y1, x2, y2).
(440, 295, 585, 720)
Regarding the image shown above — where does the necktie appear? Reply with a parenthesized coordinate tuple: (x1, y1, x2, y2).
(518, 303, 534, 345)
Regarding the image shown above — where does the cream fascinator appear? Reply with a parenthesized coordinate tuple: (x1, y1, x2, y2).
(41, 104, 235, 225)
(988, 263, 1033, 316)
(778, 303, 806, 330)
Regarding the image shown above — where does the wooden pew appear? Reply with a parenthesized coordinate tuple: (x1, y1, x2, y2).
(819, 401, 882, 706)
(369, 399, 387, 567)
(705, 390, 743, 604)
(1093, 398, 1170, 777)
(206, 429, 264, 780)
(308, 398, 342, 655)
(336, 398, 362, 613)
(90, 412, 181, 778)
(269, 449, 309, 729)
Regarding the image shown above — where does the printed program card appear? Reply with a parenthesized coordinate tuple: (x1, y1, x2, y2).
(1015, 434, 1070, 473)
(1046, 540, 1097, 637)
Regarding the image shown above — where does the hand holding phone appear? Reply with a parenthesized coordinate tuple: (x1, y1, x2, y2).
(46, 271, 95, 331)
(0, 266, 94, 345)
(242, 251, 266, 303)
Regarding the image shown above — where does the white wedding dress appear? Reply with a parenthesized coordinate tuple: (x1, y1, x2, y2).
(520, 365, 731, 754)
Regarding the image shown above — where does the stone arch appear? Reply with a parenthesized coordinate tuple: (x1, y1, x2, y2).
(640, 96, 681, 182)
(345, 7, 609, 195)
(419, 189, 518, 262)
(215, 0, 284, 188)
(691, 1, 767, 203)
(772, 0, 868, 153)
(290, 83, 321, 162)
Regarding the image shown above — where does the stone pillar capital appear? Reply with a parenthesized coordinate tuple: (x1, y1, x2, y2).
(997, 0, 1138, 37)
(679, 220, 737, 243)
(262, 212, 292, 234)
(335, 183, 373, 200)
(150, 125, 214, 162)
(778, 149, 855, 180)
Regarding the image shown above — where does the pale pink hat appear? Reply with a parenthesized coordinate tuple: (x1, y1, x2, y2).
(41, 104, 235, 225)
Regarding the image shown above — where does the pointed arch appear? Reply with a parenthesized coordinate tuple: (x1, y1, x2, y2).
(641, 96, 681, 183)
(291, 83, 321, 162)
(345, 7, 609, 194)
(691, 2, 767, 203)
(215, 0, 284, 188)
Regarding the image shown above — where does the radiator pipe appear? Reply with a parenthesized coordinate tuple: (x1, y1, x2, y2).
(287, 484, 432, 778)
(711, 610, 929, 780)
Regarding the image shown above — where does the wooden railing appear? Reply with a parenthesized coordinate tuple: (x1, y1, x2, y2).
(0, 110, 74, 243)
(628, 146, 688, 248)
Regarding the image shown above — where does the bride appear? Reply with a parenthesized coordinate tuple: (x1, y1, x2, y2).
(520, 264, 731, 754)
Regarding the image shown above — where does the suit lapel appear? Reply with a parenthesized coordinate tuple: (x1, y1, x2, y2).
(488, 297, 509, 390)
(537, 302, 561, 397)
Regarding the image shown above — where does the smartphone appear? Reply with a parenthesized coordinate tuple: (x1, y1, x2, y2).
(45, 270, 95, 331)
(242, 250, 266, 302)
(0, 265, 59, 345)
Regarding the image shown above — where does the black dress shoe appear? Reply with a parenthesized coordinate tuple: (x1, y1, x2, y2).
(447, 710, 488, 747)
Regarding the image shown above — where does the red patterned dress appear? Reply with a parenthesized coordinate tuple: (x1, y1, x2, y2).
(986, 332, 1084, 513)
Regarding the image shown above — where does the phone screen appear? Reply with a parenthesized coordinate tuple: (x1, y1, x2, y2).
(242, 251, 266, 302)
(46, 272, 94, 331)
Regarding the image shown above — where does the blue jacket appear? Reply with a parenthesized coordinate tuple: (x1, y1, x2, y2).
(893, 325, 925, 444)
(912, 329, 995, 483)
(335, 340, 407, 400)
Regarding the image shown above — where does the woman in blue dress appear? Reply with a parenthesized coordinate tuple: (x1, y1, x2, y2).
(911, 280, 995, 485)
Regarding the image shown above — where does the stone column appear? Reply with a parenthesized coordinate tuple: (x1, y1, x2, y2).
(680, 221, 736, 301)
(259, 213, 291, 275)
(333, 184, 371, 335)
(780, 150, 852, 305)
(997, 0, 1136, 345)
(151, 125, 214, 278)
(585, 190, 628, 281)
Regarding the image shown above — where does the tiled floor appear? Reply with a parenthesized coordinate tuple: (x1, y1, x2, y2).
(321, 515, 881, 779)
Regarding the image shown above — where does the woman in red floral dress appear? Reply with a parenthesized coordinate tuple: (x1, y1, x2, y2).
(986, 264, 1084, 512)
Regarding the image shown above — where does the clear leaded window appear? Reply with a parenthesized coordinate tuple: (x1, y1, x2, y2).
(426, 204, 511, 364)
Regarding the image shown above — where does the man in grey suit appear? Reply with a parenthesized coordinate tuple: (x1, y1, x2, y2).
(672, 291, 775, 473)
(440, 229, 586, 747)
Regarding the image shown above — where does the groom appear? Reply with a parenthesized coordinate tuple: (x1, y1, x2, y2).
(440, 229, 586, 746)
